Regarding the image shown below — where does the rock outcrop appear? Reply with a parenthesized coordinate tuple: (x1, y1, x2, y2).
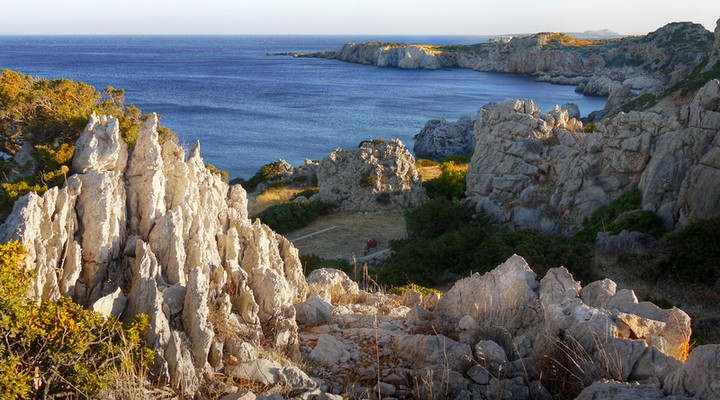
(465, 79, 720, 234)
(295, 256, 720, 399)
(316, 139, 425, 212)
(299, 22, 715, 98)
(0, 114, 309, 396)
(413, 113, 478, 160)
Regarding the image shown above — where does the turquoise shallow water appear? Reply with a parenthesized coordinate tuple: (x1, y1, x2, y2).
(0, 35, 607, 178)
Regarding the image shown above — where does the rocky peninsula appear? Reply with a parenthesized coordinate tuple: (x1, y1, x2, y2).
(289, 21, 718, 120)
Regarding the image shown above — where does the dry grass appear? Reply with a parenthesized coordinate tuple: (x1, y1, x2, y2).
(247, 186, 305, 216)
(418, 165, 442, 181)
(286, 212, 406, 261)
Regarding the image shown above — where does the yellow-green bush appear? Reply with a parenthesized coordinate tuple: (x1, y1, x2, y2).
(0, 241, 154, 399)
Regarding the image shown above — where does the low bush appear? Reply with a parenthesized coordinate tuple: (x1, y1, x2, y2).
(206, 163, 229, 182)
(0, 241, 153, 398)
(293, 187, 319, 200)
(381, 199, 593, 287)
(389, 283, 443, 297)
(254, 200, 331, 233)
(574, 189, 663, 242)
(242, 161, 288, 192)
(423, 161, 468, 199)
(657, 217, 720, 285)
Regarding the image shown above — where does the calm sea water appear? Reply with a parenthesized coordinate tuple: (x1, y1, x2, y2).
(0, 36, 606, 178)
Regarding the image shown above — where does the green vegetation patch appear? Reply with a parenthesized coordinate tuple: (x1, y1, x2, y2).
(0, 69, 176, 218)
(0, 241, 153, 398)
(657, 217, 720, 285)
(381, 198, 593, 287)
(254, 200, 331, 234)
(574, 189, 663, 242)
(389, 283, 443, 297)
(293, 187, 320, 200)
(242, 161, 289, 192)
(423, 160, 468, 200)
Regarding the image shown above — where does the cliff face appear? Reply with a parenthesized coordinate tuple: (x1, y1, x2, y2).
(303, 21, 715, 96)
(0, 114, 308, 395)
(465, 79, 720, 235)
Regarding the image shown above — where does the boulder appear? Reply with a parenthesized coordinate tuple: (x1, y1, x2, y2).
(317, 139, 426, 212)
(413, 114, 477, 160)
(295, 295, 334, 327)
(306, 268, 359, 304)
(664, 344, 720, 399)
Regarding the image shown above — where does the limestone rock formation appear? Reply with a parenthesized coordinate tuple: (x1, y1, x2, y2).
(316, 139, 425, 212)
(301, 22, 715, 98)
(413, 113, 477, 160)
(294, 256, 719, 400)
(0, 114, 309, 396)
(465, 79, 720, 234)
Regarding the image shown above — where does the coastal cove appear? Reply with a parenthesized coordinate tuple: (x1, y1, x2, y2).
(0, 35, 607, 178)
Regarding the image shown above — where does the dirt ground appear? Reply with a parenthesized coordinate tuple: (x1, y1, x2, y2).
(285, 211, 406, 261)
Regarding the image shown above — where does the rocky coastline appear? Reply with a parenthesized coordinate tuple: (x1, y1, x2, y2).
(288, 21, 717, 115)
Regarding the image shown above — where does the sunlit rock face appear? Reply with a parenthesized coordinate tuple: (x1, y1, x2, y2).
(465, 79, 720, 235)
(0, 114, 308, 396)
(317, 138, 426, 212)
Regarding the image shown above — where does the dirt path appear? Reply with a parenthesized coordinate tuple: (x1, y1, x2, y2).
(286, 211, 406, 261)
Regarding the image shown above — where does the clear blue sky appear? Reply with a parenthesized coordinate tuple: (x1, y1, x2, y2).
(1, 0, 718, 35)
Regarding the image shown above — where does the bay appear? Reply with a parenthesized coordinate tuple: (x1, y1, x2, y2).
(0, 35, 607, 178)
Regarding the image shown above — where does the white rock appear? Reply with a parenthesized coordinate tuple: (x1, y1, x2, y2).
(295, 295, 334, 327)
(92, 286, 126, 319)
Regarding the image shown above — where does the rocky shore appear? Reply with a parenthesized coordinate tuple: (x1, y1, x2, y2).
(290, 20, 718, 110)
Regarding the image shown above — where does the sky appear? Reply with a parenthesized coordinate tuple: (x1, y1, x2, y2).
(0, 0, 718, 36)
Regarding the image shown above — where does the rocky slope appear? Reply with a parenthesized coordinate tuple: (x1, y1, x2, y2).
(1, 113, 720, 399)
(296, 20, 718, 100)
(464, 79, 720, 235)
(0, 115, 309, 396)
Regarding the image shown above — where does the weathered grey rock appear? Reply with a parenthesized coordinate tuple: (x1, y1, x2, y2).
(413, 114, 477, 160)
(0, 114, 309, 396)
(539, 267, 581, 308)
(473, 340, 508, 372)
(467, 79, 720, 234)
(92, 286, 127, 319)
(309, 334, 353, 367)
(219, 391, 256, 400)
(467, 365, 491, 385)
(393, 334, 473, 372)
(226, 358, 283, 385)
(306, 268, 359, 304)
(576, 379, 683, 400)
(664, 344, 720, 399)
(435, 255, 541, 339)
(295, 295, 334, 327)
(317, 139, 426, 212)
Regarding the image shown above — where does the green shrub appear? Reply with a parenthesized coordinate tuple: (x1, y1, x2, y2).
(423, 161, 468, 199)
(254, 201, 331, 233)
(293, 187, 320, 200)
(438, 154, 472, 164)
(389, 283, 443, 297)
(415, 158, 438, 167)
(381, 199, 593, 287)
(300, 254, 353, 277)
(657, 218, 720, 284)
(359, 173, 377, 187)
(404, 197, 474, 240)
(206, 163, 229, 182)
(0, 241, 153, 398)
(574, 189, 663, 242)
(242, 161, 288, 192)
(583, 122, 596, 133)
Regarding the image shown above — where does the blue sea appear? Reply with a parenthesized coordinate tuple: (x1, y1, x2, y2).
(0, 36, 607, 179)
